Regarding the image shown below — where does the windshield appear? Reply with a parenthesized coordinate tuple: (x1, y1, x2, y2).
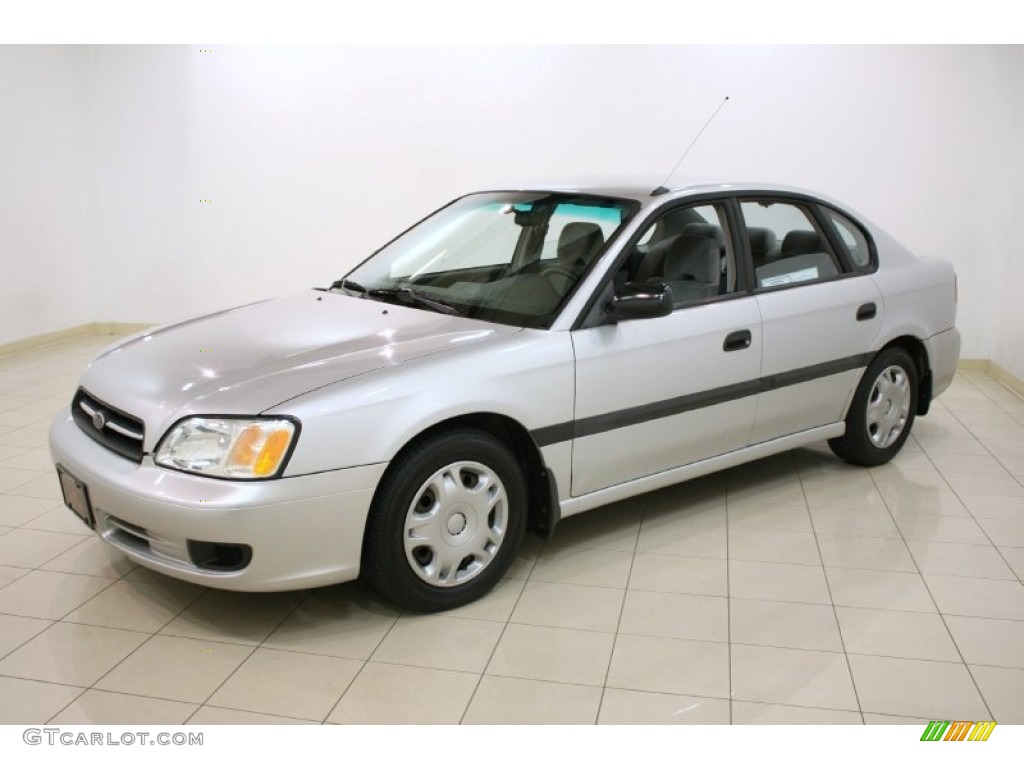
(339, 192, 639, 328)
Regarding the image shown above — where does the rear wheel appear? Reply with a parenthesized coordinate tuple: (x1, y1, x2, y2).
(361, 429, 526, 612)
(829, 347, 918, 466)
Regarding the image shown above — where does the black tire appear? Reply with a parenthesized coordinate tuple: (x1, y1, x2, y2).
(829, 347, 919, 466)
(360, 428, 527, 612)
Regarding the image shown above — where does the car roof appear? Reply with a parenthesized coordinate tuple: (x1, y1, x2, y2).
(494, 178, 852, 209)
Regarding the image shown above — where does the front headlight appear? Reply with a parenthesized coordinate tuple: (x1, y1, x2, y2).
(154, 417, 298, 479)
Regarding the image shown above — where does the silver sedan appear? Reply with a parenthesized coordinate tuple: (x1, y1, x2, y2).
(49, 182, 960, 611)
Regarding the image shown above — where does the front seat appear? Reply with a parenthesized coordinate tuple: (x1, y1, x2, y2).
(662, 234, 720, 303)
(544, 222, 605, 293)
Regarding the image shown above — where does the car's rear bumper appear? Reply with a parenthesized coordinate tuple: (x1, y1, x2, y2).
(925, 326, 961, 400)
(49, 408, 386, 591)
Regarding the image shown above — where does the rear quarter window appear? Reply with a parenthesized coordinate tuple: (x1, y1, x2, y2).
(821, 207, 874, 272)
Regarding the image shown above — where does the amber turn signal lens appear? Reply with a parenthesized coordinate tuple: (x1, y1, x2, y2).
(254, 428, 292, 477)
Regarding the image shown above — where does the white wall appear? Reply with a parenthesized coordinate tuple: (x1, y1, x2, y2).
(2, 45, 1022, 369)
(992, 46, 1024, 382)
(0, 46, 98, 344)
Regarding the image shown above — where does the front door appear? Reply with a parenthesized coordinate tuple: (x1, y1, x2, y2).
(569, 200, 763, 497)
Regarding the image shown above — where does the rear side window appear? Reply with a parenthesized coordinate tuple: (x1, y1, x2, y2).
(822, 207, 873, 271)
(739, 199, 845, 289)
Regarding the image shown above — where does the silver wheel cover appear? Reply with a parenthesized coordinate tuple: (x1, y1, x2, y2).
(865, 364, 911, 449)
(403, 460, 508, 587)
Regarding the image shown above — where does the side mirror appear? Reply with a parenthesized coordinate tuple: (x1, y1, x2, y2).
(606, 281, 674, 321)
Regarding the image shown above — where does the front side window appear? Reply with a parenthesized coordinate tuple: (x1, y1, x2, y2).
(615, 203, 734, 307)
(341, 192, 637, 328)
(740, 199, 845, 289)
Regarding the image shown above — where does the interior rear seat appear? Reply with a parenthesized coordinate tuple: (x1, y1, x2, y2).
(746, 227, 778, 267)
(755, 229, 838, 287)
(779, 230, 824, 259)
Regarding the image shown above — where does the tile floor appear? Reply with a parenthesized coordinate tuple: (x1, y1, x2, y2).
(1, 334, 1023, 725)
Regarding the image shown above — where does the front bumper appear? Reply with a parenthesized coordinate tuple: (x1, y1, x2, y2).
(49, 408, 386, 591)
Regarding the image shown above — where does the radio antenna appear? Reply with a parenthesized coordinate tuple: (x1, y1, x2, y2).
(651, 95, 730, 195)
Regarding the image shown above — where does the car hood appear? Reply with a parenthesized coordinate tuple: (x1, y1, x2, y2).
(78, 291, 519, 446)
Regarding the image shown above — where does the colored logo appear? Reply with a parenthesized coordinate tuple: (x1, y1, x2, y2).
(920, 721, 996, 742)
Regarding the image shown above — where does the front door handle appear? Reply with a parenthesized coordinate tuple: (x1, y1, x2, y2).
(856, 302, 877, 321)
(723, 329, 752, 352)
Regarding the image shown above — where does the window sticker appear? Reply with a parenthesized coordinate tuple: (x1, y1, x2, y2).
(760, 267, 819, 287)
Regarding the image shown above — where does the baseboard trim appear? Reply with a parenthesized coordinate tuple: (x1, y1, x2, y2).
(987, 360, 1024, 399)
(94, 322, 153, 336)
(955, 358, 989, 372)
(0, 322, 153, 359)
(958, 358, 1024, 398)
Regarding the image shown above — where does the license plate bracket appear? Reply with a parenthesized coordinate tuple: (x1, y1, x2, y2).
(56, 464, 95, 530)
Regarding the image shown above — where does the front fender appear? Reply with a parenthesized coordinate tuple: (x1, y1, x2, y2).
(271, 330, 576, 477)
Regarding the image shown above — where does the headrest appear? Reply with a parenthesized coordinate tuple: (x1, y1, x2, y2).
(557, 222, 604, 266)
(746, 227, 777, 256)
(682, 223, 725, 247)
(781, 230, 823, 258)
(664, 235, 719, 284)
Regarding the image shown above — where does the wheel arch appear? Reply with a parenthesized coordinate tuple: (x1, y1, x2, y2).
(372, 412, 560, 539)
(877, 335, 932, 415)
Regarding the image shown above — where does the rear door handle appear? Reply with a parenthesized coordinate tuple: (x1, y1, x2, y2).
(856, 302, 877, 321)
(723, 329, 752, 352)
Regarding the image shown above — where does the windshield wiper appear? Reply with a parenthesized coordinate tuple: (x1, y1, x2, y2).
(330, 279, 459, 316)
(368, 287, 461, 316)
(330, 278, 368, 295)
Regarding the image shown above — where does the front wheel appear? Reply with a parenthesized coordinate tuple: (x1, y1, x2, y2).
(829, 347, 919, 466)
(360, 429, 527, 612)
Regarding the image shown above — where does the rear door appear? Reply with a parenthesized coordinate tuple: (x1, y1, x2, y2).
(738, 197, 883, 444)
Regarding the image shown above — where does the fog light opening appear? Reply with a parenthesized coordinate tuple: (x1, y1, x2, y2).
(187, 541, 253, 572)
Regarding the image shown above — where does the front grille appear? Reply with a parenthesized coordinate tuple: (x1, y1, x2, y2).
(71, 388, 145, 463)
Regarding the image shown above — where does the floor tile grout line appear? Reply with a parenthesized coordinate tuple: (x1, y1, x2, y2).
(794, 449, 867, 724)
(864, 451, 997, 722)
(456, 541, 536, 725)
(186, 588, 321, 724)
(307, 589, 397, 725)
(41, 578, 215, 724)
(12, 587, 1016, 624)
(0, 616, 55, 666)
(185, 702, 314, 725)
(4, 658, 1004, 725)
(724, 466, 743, 725)
(922, 404, 1024, 589)
(593, 492, 645, 726)
(590, 684, 866, 715)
